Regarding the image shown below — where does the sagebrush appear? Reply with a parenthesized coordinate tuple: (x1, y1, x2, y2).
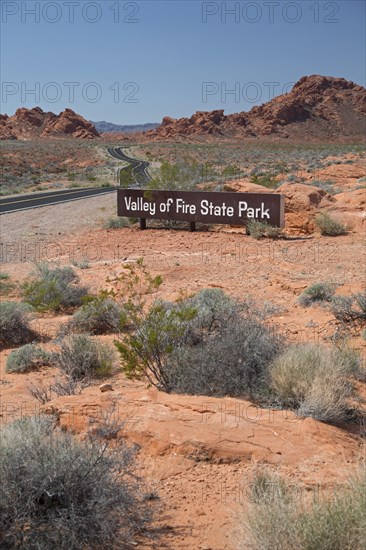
(23, 263, 88, 312)
(0, 301, 35, 347)
(53, 334, 117, 381)
(6, 344, 49, 373)
(0, 416, 155, 549)
(298, 282, 337, 306)
(64, 293, 124, 335)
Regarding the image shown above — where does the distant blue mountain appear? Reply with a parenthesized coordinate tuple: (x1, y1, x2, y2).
(91, 121, 159, 134)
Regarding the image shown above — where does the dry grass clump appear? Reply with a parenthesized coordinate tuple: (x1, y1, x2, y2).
(235, 468, 366, 550)
(270, 344, 361, 423)
(315, 212, 347, 236)
(247, 220, 283, 239)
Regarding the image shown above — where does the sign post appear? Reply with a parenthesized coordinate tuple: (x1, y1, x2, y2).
(117, 189, 285, 231)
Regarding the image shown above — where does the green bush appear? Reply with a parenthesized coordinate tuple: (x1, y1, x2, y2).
(23, 263, 88, 312)
(247, 220, 282, 240)
(331, 293, 366, 326)
(250, 173, 279, 189)
(0, 272, 14, 296)
(270, 344, 360, 422)
(119, 164, 135, 187)
(116, 297, 197, 389)
(71, 256, 90, 269)
(298, 282, 337, 306)
(103, 217, 129, 229)
(53, 334, 116, 381)
(0, 301, 35, 347)
(238, 469, 366, 550)
(0, 416, 155, 549)
(315, 213, 347, 236)
(6, 344, 50, 373)
(65, 294, 124, 335)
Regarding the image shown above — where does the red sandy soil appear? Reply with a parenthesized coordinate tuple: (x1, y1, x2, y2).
(1, 210, 365, 548)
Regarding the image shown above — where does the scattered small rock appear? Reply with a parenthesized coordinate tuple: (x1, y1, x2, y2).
(99, 383, 114, 392)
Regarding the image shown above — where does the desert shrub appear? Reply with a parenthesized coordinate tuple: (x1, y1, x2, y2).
(247, 469, 294, 506)
(315, 213, 347, 236)
(0, 273, 14, 296)
(116, 284, 282, 397)
(362, 328, 366, 340)
(27, 376, 86, 402)
(65, 294, 124, 335)
(0, 301, 35, 347)
(164, 314, 282, 398)
(270, 344, 359, 422)
(6, 344, 50, 373)
(247, 220, 282, 240)
(71, 256, 90, 269)
(119, 164, 135, 187)
(311, 179, 340, 195)
(146, 159, 201, 191)
(23, 263, 88, 312)
(0, 416, 154, 550)
(116, 297, 197, 388)
(331, 293, 366, 326)
(298, 282, 337, 306)
(335, 346, 365, 380)
(237, 469, 366, 550)
(249, 173, 279, 189)
(53, 334, 116, 381)
(184, 287, 238, 334)
(103, 217, 129, 229)
(112, 263, 283, 396)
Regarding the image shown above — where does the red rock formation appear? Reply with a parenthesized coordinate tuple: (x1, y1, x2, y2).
(0, 107, 99, 140)
(146, 75, 366, 140)
(42, 108, 99, 139)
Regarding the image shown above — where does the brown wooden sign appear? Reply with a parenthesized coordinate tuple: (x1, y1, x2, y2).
(117, 189, 285, 231)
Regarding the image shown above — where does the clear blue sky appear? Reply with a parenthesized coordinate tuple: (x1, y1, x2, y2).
(1, 0, 365, 124)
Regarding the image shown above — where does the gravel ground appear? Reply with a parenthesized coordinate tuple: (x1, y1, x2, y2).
(1, 192, 117, 243)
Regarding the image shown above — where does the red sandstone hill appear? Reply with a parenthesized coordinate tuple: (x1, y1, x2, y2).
(0, 107, 99, 140)
(146, 75, 366, 140)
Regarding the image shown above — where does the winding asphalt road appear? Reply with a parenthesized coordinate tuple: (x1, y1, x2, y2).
(107, 146, 151, 186)
(0, 147, 151, 214)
